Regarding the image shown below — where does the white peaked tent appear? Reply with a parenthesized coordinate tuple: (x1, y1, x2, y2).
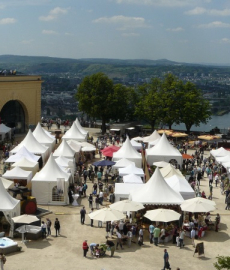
(75, 118, 88, 135)
(43, 128, 55, 139)
(143, 130, 161, 143)
(53, 139, 75, 159)
(11, 157, 39, 177)
(149, 138, 161, 148)
(123, 174, 143, 184)
(115, 183, 143, 202)
(32, 154, 71, 205)
(67, 140, 82, 153)
(130, 140, 142, 150)
(146, 133, 182, 166)
(113, 158, 135, 169)
(6, 146, 40, 163)
(160, 164, 183, 179)
(210, 147, 230, 158)
(33, 123, 55, 152)
(0, 179, 20, 237)
(113, 137, 142, 168)
(62, 122, 87, 142)
(0, 123, 11, 140)
(165, 175, 195, 200)
(10, 130, 49, 163)
(216, 154, 230, 164)
(1, 177, 14, 190)
(119, 164, 145, 177)
(55, 156, 73, 168)
(2, 166, 33, 183)
(130, 167, 184, 205)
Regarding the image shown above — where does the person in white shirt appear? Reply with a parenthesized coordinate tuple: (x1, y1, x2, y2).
(191, 228, 196, 247)
(118, 220, 124, 234)
(160, 228, 166, 243)
(41, 221, 47, 239)
(179, 229, 185, 249)
(127, 229, 132, 247)
(116, 230, 123, 249)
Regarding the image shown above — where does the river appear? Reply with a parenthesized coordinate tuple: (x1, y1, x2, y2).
(172, 112, 230, 133)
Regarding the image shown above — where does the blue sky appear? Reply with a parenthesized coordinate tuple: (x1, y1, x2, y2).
(1, 0, 230, 64)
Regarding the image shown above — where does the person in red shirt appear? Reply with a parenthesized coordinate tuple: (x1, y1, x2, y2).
(82, 240, 89, 257)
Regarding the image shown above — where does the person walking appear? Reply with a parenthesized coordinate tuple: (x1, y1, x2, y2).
(116, 230, 123, 250)
(162, 249, 171, 270)
(149, 223, 154, 244)
(54, 218, 60, 237)
(127, 229, 133, 247)
(88, 194, 93, 208)
(106, 236, 115, 257)
(0, 252, 6, 270)
(226, 194, 230, 210)
(89, 208, 94, 227)
(82, 240, 89, 257)
(46, 218, 52, 236)
(80, 206, 86, 225)
(191, 227, 196, 247)
(179, 229, 185, 248)
(41, 221, 47, 239)
(215, 213, 220, 232)
(153, 225, 161, 246)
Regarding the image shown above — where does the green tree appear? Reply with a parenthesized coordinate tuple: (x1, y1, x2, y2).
(214, 256, 230, 270)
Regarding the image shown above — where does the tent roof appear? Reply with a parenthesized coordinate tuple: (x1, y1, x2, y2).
(160, 164, 183, 179)
(143, 130, 161, 143)
(165, 175, 195, 193)
(43, 129, 55, 139)
(53, 140, 75, 158)
(1, 177, 14, 190)
(146, 133, 182, 157)
(119, 164, 144, 176)
(0, 123, 11, 134)
(210, 147, 230, 157)
(216, 154, 230, 164)
(113, 158, 135, 168)
(32, 154, 70, 182)
(66, 140, 82, 152)
(130, 140, 142, 148)
(33, 123, 55, 144)
(10, 130, 48, 154)
(6, 146, 40, 163)
(62, 122, 86, 140)
(75, 118, 88, 135)
(12, 157, 38, 168)
(2, 166, 33, 180)
(55, 156, 72, 168)
(123, 174, 143, 184)
(0, 179, 20, 210)
(130, 167, 184, 204)
(113, 137, 141, 159)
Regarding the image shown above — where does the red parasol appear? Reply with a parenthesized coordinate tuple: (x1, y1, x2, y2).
(101, 145, 120, 157)
(182, 154, 193, 159)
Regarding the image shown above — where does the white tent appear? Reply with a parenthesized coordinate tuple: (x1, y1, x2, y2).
(113, 137, 142, 168)
(10, 130, 49, 163)
(149, 138, 161, 148)
(113, 158, 135, 169)
(32, 154, 71, 205)
(67, 140, 82, 153)
(43, 128, 55, 139)
(160, 164, 183, 179)
(131, 136, 144, 142)
(62, 122, 87, 142)
(0, 123, 11, 141)
(75, 118, 88, 135)
(143, 130, 161, 143)
(0, 179, 20, 237)
(130, 140, 142, 150)
(114, 183, 143, 202)
(123, 174, 143, 184)
(53, 140, 76, 159)
(165, 175, 195, 200)
(5, 146, 40, 163)
(146, 133, 182, 166)
(211, 147, 230, 158)
(55, 156, 73, 168)
(119, 164, 145, 177)
(11, 157, 39, 177)
(130, 167, 184, 205)
(1, 177, 14, 190)
(216, 154, 230, 164)
(33, 122, 55, 152)
(2, 166, 33, 183)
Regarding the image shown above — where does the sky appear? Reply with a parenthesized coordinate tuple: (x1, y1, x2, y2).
(1, 0, 230, 64)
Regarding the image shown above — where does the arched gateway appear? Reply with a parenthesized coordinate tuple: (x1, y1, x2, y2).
(0, 75, 42, 133)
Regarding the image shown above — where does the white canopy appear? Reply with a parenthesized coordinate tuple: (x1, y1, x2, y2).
(210, 147, 230, 158)
(130, 140, 142, 150)
(216, 154, 230, 164)
(113, 158, 135, 169)
(1, 177, 14, 190)
(123, 174, 143, 184)
(143, 130, 161, 143)
(11, 157, 39, 177)
(148, 138, 161, 148)
(146, 133, 182, 166)
(62, 122, 87, 142)
(10, 130, 49, 163)
(165, 175, 195, 200)
(33, 122, 55, 152)
(130, 167, 184, 205)
(43, 128, 55, 139)
(5, 146, 40, 163)
(131, 136, 144, 142)
(32, 154, 71, 205)
(0, 123, 11, 140)
(67, 140, 82, 153)
(113, 137, 142, 167)
(55, 156, 73, 168)
(119, 164, 145, 177)
(53, 139, 75, 159)
(67, 140, 96, 152)
(75, 118, 88, 135)
(160, 164, 183, 179)
(2, 166, 33, 182)
(114, 183, 143, 202)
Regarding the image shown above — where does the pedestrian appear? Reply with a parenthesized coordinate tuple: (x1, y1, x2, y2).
(46, 218, 52, 236)
(179, 229, 185, 248)
(215, 174, 219, 187)
(110, 220, 116, 236)
(191, 227, 196, 247)
(215, 213, 220, 232)
(95, 195, 100, 209)
(127, 229, 132, 247)
(162, 249, 171, 270)
(99, 190, 104, 205)
(80, 206, 86, 225)
(106, 236, 115, 257)
(89, 243, 98, 256)
(116, 230, 123, 250)
(0, 252, 6, 270)
(106, 221, 111, 237)
(82, 240, 89, 257)
(153, 225, 161, 246)
(138, 227, 144, 246)
(41, 221, 47, 239)
(149, 223, 154, 244)
(88, 194, 93, 208)
(89, 208, 94, 227)
(54, 218, 60, 237)
(160, 227, 166, 244)
(226, 194, 230, 210)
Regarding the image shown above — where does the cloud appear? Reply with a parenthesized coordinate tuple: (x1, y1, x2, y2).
(185, 7, 230, 16)
(122, 32, 140, 37)
(39, 7, 68, 21)
(166, 27, 184, 32)
(0, 18, 16, 25)
(42, 29, 58, 35)
(21, 39, 34, 44)
(198, 21, 230, 28)
(93, 15, 149, 30)
(220, 38, 230, 44)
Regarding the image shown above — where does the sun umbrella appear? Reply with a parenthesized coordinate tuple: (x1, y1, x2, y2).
(88, 208, 125, 222)
(182, 154, 193, 159)
(101, 146, 120, 157)
(157, 129, 173, 135)
(153, 161, 170, 168)
(197, 135, 221, 141)
(144, 209, 181, 222)
(109, 200, 144, 212)
(93, 160, 116, 167)
(180, 197, 216, 213)
(170, 132, 188, 138)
